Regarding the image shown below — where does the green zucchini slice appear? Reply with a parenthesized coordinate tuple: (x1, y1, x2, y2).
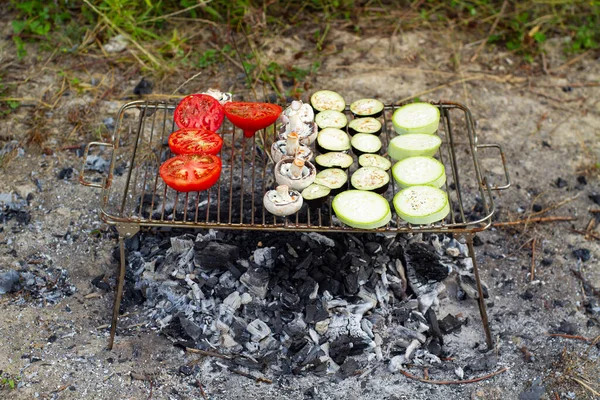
(393, 185, 450, 225)
(392, 156, 446, 188)
(332, 190, 391, 229)
(357, 154, 392, 171)
(388, 133, 442, 161)
(392, 102, 440, 135)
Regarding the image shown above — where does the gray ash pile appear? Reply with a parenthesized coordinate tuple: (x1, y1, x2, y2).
(121, 230, 486, 376)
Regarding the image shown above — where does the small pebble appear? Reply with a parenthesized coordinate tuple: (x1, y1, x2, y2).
(573, 248, 591, 262)
(555, 178, 567, 188)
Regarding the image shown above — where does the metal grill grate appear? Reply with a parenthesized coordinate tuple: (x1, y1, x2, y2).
(81, 100, 509, 234)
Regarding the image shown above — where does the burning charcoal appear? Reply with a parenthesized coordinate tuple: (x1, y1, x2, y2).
(457, 271, 489, 299)
(390, 325, 426, 344)
(253, 247, 276, 267)
(180, 316, 203, 341)
(365, 242, 382, 255)
(297, 278, 319, 300)
(329, 335, 371, 365)
(247, 319, 271, 342)
(425, 308, 443, 343)
(240, 292, 252, 304)
(284, 314, 308, 338)
(170, 237, 194, 255)
(315, 319, 330, 335)
(338, 358, 360, 379)
(194, 242, 239, 269)
(239, 267, 269, 299)
(439, 314, 463, 334)
(427, 337, 442, 356)
(223, 291, 241, 311)
(404, 242, 449, 282)
(305, 301, 329, 324)
(418, 283, 444, 315)
(343, 271, 360, 295)
(0, 269, 20, 294)
(305, 232, 336, 247)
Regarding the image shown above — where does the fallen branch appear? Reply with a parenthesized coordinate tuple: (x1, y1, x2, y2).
(492, 216, 576, 227)
(398, 367, 508, 385)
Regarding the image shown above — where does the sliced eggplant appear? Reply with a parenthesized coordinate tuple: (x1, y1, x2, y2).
(310, 90, 346, 113)
(388, 133, 442, 161)
(392, 156, 446, 189)
(348, 117, 382, 136)
(392, 102, 440, 135)
(301, 183, 331, 208)
(332, 190, 391, 229)
(350, 98, 384, 118)
(315, 110, 348, 130)
(314, 168, 348, 195)
(358, 154, 391, 171)
(315, 152, 354, 171)
(393, 185, 450, 225)
(316, 128, 351, 154)
(350, 167, 390, 194)
(351, 133, 382, 157)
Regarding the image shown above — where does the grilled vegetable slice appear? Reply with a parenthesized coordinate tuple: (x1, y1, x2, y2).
(174, 94, 225, 132)
(348, 117, 382, 136)
(315, 152, 354, 170)
(350, 167, 390, 194)
(349, 98, 384, 118)
(351, 133, 382, 156)
(332, 190, 391, 229)
(392, 102, 440, 135)
(310, 90, 346, 113)
(393, 185, 450, 225)
(358, 154, 391, 171)
(315, 110, 348, 129)
(392, 156, 446, 188)
(314, 168, 348, 195)
(223, 101, 282, 138)
(316, 128, 351, 154)
(160, 154, 222, 192)
(168, 127, 223, 156)
(301, 183, 331, 208)
(388, 133, 442, 161)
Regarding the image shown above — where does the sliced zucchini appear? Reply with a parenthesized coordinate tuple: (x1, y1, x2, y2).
(392, 102, 440, 135)
(310, 90, 346, 113)
(315, 152, 354, 170)
(393, 185, 450, 225)
(348, 117, 382, 136)
(332, 190, 391, 229)
(301, 183, 331, 208)
(392, 156, 446, 188)
(351, 133, 382, 156)
(388, 133, 442, 161)
(350, 167, 390, 194)
(350, 98, 384, 118)
(358, 154, 391, 171)
(316, 128, 351, 154)
(314, 168, 348, 195)
(315, 110, 348, 130)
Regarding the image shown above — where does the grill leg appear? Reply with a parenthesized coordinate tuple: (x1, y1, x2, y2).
(108, 223, 140, 350)
(466, 235, 493, 349)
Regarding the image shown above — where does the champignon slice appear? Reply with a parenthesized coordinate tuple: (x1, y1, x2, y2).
(263, 185, 303, 216)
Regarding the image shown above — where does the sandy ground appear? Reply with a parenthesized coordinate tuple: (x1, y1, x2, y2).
(1, 20, 600, 400)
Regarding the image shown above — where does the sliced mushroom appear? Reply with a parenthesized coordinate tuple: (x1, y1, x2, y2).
(263, 185, 303, 216)
(278, 101, 318, 145)
(274, 157, 317, 191)
(283, 100, 315, 124)
(271, 131, 314, 164)
(202, 88, 232, 104)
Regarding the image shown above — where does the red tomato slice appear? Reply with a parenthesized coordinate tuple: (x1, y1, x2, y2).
(168, 127, 223, 156)
(159, 154, 222, 192)
(223, 102, 282, 138)
(174, 94, 225, 132)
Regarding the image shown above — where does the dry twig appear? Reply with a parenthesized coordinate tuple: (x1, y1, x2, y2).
(231, 369, 272, 384)
(492, 216, 576, 227)
(470, 0, 508, 63)
(545, 333, 594, 343)
(186, 347, 232, 360)
(398, 367, 508, 384)
(530, 238, 537, 282)
(570, 229, 600, 241)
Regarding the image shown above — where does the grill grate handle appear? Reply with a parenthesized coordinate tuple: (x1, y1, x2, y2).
(79, 141, 115, 189)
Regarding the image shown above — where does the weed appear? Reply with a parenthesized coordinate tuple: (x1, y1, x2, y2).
(0, 372, 20, 391)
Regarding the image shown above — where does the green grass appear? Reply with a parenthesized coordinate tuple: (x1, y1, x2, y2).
(6, 0, 600, 74)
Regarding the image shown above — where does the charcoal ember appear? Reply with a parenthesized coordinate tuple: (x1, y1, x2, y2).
(427, 337, 442, 356)
(133, 77, 153, 95)
(338, 358, 361, 379)
(305, 232, 335, 248)
(425, 308, 443, 343)
(0, 269, 20, 294)
(91, 274, 110, 292)
(465, 354, 498, 372)
(253, 247, 276, 267)
(329, 335, 370, 365)
(556, 320, 578, 335)
(319, 277, 342, 297)
(389, 325, 426, 345)
(404, 242, 449, 282)
(297, 278, 318, 299)
(439, 314, 463, 334)
(179, 316, 203, 340)
(292, 342, 325, 368)
(284, 314, 308, 338)
(343, 271, 360, 295)
(120, 267, 145, 312)
(457, 272, 489, 299)
(247, 319, 271, 342)
(365, 242, 382, 255)
(194, 242, 239, 269)
(305, 301, 329, 324)
(573, 248, 591, 262)
(58, 167, 73, 180)
(240, 267, 269, 299)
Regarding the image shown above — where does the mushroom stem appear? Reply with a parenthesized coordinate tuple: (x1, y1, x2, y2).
(290, 158, 305, 179)
(286, 132, 300, 157)
(275, 185, 292, 202)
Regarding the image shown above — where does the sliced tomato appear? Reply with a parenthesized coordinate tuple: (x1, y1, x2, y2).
(174, 94, 225, 132)
(159, 154, 222, 192)
(168, 127, 223, 156)
(223, 102, 282, 138)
